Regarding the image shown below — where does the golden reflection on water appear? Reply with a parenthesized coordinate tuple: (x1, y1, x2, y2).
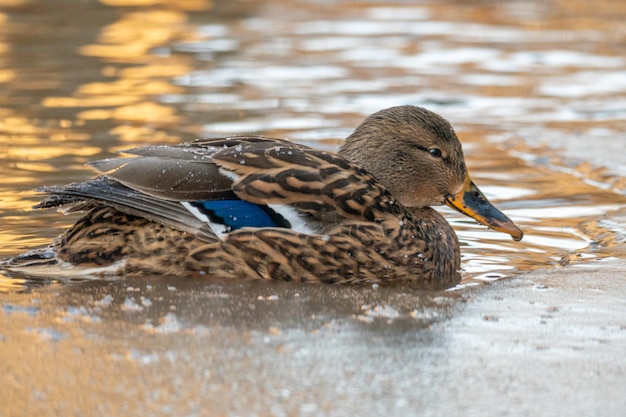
(0, 68, 13, 83)
(42, 6, 208, 136)
(99, 0, 212, 11)
(108, 124, 182, 146)
(0, 25, 12, 83)
(80, 10, 188, 60)
(0, 118, 99, 161)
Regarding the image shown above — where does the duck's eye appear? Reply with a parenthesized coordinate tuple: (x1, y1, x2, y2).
(428, 148, 442, 158)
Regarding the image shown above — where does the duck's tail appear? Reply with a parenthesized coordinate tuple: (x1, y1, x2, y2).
(1, 205, 210, 280)
(0, 246, 127, 280)
(1, 247, 57, 269)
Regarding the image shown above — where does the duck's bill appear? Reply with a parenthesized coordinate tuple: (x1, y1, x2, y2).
(445, 175, 524, 242)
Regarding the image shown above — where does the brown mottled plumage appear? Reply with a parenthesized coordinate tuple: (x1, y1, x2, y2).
(1, 105, 523, 287)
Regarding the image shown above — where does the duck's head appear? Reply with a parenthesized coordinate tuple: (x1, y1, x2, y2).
(339, 105, 523, 241)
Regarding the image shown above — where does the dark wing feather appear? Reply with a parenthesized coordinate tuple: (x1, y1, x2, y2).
(35, 177, 217, 242)
(87, 137, 299, 202)
(88, 155, 234, 201)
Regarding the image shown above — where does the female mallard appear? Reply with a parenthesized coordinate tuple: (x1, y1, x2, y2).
(1, 105, 523, 287)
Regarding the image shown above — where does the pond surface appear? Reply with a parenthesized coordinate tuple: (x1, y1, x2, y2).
(1, 0, 625, 290)
(0, 0, 625, 416)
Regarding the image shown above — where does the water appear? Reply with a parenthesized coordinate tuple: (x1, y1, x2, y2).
(1, 0, 625, 291)
(1, 1, 625, 415)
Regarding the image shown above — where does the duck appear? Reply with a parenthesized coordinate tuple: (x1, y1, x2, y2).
(0, 105, 523, 287)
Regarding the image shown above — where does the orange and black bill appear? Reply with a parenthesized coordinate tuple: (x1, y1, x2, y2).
(445, 175, 524, 242)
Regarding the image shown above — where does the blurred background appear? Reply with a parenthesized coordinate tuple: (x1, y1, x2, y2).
(1, 0, 625, 415)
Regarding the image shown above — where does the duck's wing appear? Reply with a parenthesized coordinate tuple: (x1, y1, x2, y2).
(35, 177, 218, 242)
(34, 137, 307, 242)
(89, 136, 293, 201)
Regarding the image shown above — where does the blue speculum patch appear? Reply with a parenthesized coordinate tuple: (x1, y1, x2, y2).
(192, 200, 288, 230)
